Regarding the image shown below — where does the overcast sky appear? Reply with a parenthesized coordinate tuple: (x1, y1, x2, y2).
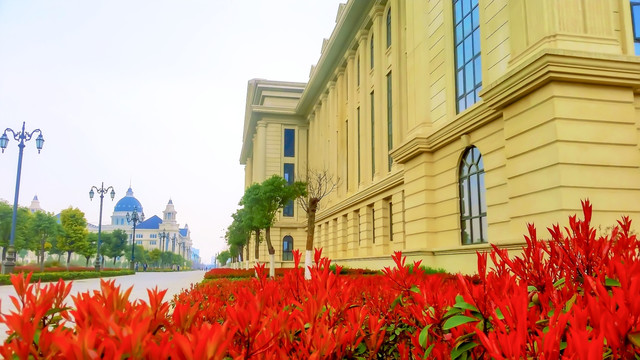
(0, 0, 344, 264)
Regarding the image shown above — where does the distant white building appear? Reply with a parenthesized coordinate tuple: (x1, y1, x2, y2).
(88, 187, 195, 260)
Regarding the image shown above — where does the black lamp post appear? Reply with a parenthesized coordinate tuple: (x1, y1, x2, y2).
(89, 183, 115, 271)
(126, 206, 144, 271)
(0, 122, 44, 275)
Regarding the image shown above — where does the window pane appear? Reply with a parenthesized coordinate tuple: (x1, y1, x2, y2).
(465, 66, 474, 93)
(474, 57, 482, 85)
(456, 46, 464, 68)
(634, 5, 640, 37)
(462, 0, 470, 14)
(283, 163, 294, 184)
(479, 172, 486, 213)
(470, 173, 479, 216)
(472, 217, 481, 243)
(473, 29, 481, 56)
(462, 219, 472, 244)
(472, 6, 480, 28)
(461, 183, 469, 217)
(464, 37, 473, 63)
(284, 129, 295, 157)
(454, 0, 462, 23)
(456, 24, 463, 44)
(283, 200, 294, 217)
(463, 15, 472, 37)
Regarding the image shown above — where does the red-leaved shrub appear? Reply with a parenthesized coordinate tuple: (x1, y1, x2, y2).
(0, 200, 638, 358)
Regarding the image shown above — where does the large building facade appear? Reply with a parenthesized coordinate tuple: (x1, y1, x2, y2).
(240, 0, 640, 273)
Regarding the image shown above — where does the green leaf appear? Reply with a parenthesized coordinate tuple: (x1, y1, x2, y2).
(419, 324, 432, 347)
(527, 285, 537, 292)
(451, 341, 478, 359)
(442, 315, 477, 330)
(423, 344, 435, 359)
(454, 298, 479, 313)
(628, 331, 640, 347)
(410, 285, 420, 293)
(494, 308, 504, 320)
(444, 306, 463, 318)
(605, 278, 621, 287)
(564, 294, 577, 313)
(553, 277, 565, 289)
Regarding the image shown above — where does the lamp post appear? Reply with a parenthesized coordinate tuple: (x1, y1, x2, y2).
(126, 206, 144, 271)
(158, 230, 168, 253)
(89, 183, 115, 272)
(0, 122, 44, 275)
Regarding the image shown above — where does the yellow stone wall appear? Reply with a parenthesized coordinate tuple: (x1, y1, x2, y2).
(240, 0, 640, 274)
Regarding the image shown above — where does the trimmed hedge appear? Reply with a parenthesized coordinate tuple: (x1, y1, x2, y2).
(0, 270, 135, 285)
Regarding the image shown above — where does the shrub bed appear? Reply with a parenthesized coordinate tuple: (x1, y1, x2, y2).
(0, 269, 134, 285)
(0, 200, 639, 358)
(204, 265, 380, 280)
(14, 265, 123, 273)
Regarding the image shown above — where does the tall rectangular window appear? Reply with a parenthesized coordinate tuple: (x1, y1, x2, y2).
(453, 0, 481, 112)
(284, 128, 295, 157)
(357, 56, 361, 86)
(371, 206, 376, 244)
(357, 107, 361, 184)
(632, 1, 640, 55)
(370, 35, 375, 69)
(345, 119, 349, 190)
(370, 91, 375, 177)
(386, 9, 392, 48)
(283, 163, 294, 217)
(386, 72, 393, 171)
(389, 201, 393, 242)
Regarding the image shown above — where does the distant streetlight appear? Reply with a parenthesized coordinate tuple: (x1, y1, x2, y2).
(158, 230, 168, 252)
(0, 122, 44, 275)
(89, 183, 115, 271)
(126, 207, 144, 271)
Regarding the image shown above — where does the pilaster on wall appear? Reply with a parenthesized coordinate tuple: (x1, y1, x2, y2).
(503, 81, 640, 239)
(346, 211, 359, 257)
(509, 0, 622, 66)
(253, 121, 267, 183)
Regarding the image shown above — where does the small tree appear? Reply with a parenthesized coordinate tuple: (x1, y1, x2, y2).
(29, 211, 61, 271)
(80, 233, 98, 267)
(102, 230, 128, 265)
(57, 207, 89, 270)
(299, 169, 338, 279)
(217, 250, 231, 266)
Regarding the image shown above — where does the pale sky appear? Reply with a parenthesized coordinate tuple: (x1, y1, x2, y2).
(0, 0, 344, 264)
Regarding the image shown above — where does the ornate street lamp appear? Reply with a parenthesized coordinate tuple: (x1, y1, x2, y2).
(0, 122, 44, 274)
(158, 230, 168, 252)
(126, 206, 144, 271)
(89, 183, 115, 271)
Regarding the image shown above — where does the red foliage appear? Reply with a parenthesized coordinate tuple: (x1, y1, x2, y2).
(1, 200, 639, 358)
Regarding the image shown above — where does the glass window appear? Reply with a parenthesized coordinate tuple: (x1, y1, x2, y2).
(387, 72, 393, 171)
(386, 9, 392, 48)
(284, 128, 295, 157)
(345, 119, 349, 190)
(370, 34, 374, 69)
(357, 107, 361, 183)
(282, 235, 293, 261)
(459, 146, 487, 244)
(371, 207, 376, 244)
(357, 56, 361, 85)
(389, 201, 393, 242)
(283, 163, 295, 217)
(632, 1, 640, 55)
(370, 91, 375, 177)
(453, 0, 481, 112)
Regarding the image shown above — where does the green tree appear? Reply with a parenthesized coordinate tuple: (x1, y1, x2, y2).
(299, 169, 338, 279)
(0, 202, 34, 260)
(241, 175, 306, 277)
(217, 250, 231, 266)
(101, 229, 128, 265)
(148, 248, 161, 268)
(80, 233, 98, 267)
(226, 208, 252, 266)
(57, 207, 89, 270)
(29, 211, 61, 271)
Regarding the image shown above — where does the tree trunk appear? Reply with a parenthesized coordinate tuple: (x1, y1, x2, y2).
(254, 229, 260, 262)
(85, 256, 90, 267)
(245, 237, 250, 270)
(40, 237, 45, 272)
(305, 198, 319, 279)
(2, 247, 6, 261)
(265, 227, 275, 278)
(66, 251, 72, 271)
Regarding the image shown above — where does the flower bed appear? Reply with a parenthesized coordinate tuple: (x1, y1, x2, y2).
(204, 265, 380, 280)
(0, 269, 135, 285)
(0, 200, 639, 358)
(14, 265, 122, 273)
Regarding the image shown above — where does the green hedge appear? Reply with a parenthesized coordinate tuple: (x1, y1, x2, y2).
(0, 270, 135, 285)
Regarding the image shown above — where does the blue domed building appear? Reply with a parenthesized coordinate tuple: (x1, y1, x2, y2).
(111, 187, 143, 226)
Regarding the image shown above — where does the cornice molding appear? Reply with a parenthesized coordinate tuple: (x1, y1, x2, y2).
(481, 48, 640, 110)
(315, 171, 404, 222)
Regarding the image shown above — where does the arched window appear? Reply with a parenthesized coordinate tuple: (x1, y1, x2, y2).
(282, 235, 293, 261)
(386, 9, 392, 48)
(459, 146, 487, 244)
(370, 34, 374, 69)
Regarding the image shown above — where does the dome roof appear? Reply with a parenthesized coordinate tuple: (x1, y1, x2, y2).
(114, 187, 143, 213)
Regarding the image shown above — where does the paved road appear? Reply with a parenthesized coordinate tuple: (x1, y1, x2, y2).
(0, 270, 207, 340)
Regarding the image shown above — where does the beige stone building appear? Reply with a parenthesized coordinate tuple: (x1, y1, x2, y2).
(240, 0, 640, 273)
